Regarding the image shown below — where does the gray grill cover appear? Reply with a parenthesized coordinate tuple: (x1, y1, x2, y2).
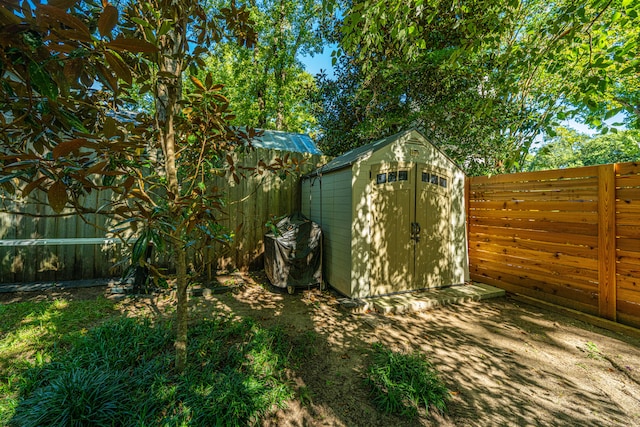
(264, 213, 322, 288)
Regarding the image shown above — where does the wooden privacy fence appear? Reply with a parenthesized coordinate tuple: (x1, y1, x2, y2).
(0, 190, 121, 284)
(466, 162, 640, 328)
(0, 148, 325, 285)
(212, 149, 326, 270)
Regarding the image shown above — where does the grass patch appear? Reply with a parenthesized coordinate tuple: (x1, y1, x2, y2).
(5, 311, 295, 426)
(584, 341, 603, 360)
(0, 297, 119, 423)
(365, 343, 449, 418)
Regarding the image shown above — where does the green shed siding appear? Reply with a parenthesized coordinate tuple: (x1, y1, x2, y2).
(301, 169, 352, 295)
(450, 170, 470, 284)
(350, 154, 373, 298)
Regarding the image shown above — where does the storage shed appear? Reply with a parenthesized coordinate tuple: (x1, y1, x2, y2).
(300, 129, 469, 299)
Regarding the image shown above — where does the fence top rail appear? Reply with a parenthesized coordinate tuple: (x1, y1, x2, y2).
(616, 162, 640, 176)
(0, 238, 121, 247)
(470, 165, 601, 185)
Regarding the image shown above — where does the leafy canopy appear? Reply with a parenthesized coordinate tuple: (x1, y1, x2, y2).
(0, 0, 276, 371)
(322, 0, 640, 174)
(199, 0, 334, 134)
(528, 128, 640, 171)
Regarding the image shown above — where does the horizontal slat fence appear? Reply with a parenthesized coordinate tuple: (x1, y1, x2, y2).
(467, 162, 640, 328)
(616, 163, 640, 327)
(0, 148, 325, 285)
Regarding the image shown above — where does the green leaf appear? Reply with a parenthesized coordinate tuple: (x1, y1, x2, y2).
(130, 17, 151, 28)
(55, 108, 86, 133)
(131, 233, 148, 264)
(604, 108, 622, 120)
(158, 20, 173, 37)
(28, 62, 58, 100)
(0, 173, 20, 184)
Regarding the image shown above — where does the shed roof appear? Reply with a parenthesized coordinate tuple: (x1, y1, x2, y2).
(252, 130, 322, 155)
(304, 128, 462, 178)
(305, 129, 420, 177)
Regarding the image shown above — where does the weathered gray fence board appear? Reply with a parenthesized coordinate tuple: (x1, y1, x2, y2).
(0, 148, 326, 284)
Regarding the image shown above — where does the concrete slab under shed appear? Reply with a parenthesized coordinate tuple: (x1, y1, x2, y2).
(340, 282, 505, 314)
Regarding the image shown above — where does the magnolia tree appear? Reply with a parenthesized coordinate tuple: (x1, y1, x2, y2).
(0, 0, 276, 371)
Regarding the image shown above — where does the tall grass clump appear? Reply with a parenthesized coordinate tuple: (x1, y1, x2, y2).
(365, 343, 449, 418)
(10, 315, 294, 426)
(11, 367, 132, 426)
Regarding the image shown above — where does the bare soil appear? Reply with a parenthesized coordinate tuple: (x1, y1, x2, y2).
(3, 272, 640, 427)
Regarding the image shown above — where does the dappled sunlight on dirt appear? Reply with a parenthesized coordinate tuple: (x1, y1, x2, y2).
(383, 301, 640, 426)
(3, 275, 639, 426)
(207, 272, 640, 427)
(230, 284, 286, 315)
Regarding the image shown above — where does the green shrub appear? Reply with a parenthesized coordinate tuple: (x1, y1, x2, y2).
(64, 316, 174, 370)
(178, 318, 292, 426)
(365, 343, 449, 418)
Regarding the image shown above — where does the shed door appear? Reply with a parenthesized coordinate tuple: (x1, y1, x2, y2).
(370, 164, 414, 295)
(370, 163, 451, 295)
(415, 164, 451, 288)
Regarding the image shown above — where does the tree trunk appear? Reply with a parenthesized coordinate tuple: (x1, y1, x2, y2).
(155, 8, 189, 373)
(274, 0, 286, 130)
(276, 97, 284, 130)
(257, 84, 267, 128)
(255, 47, 267, 128)
(174, 239, 188, 372)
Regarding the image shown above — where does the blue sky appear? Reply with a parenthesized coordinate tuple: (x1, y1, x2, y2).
(299, 44, 337, 78)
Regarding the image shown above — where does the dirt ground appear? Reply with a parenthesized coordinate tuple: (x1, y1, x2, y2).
(2, 272, 640, 427)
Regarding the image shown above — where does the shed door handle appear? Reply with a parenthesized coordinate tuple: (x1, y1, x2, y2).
(411, 222, 421, 242)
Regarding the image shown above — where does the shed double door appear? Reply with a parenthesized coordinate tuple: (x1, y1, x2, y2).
(370, 163, 451, 295)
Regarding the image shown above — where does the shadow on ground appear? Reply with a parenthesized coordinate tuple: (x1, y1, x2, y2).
(191, 272, 640, 427)
(3, 273, 639, 426)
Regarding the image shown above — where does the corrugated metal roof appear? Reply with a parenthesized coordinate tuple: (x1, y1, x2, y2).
(252, 130, 322, 155)
(305, 130, 413, 176)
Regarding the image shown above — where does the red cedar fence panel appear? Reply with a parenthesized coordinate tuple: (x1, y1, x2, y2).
(467, 162, 640, 328)
(616, 162, 640, 328)
(468, 166, 602, 316)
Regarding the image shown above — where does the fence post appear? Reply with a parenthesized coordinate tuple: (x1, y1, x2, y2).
(597, 164, 617, 321)
(465, 176, 470, 255)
